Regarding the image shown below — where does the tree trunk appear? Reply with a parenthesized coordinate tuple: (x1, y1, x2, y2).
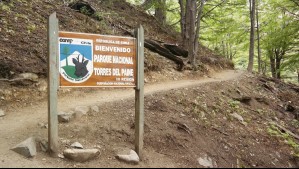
(179, 0, 186, 46)
(297, 69, 299, 83)
(193, 0, 205, 67)
(261, 60, 267, 75)
(144, 39, 187, 69)
(256, 0, 261, 73)
(274, 49, 282, 79)
(226, 42, 229, 59)
(188, 0, 197, 68)
(229, 43, 233, 60)
(247, 0, 255, 72)
(184, 0, 191, 49)
(155, 0, 166, 25)
(269, 52, 276, 78)
(222, 41, 225, 57)
(276, 57, 281, 79)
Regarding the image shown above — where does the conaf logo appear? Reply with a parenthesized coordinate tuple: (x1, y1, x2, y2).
(59, 38, 93, 83)
(59, 38, 73, 44)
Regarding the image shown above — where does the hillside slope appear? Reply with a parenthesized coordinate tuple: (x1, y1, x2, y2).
(0, 0, 231, 78)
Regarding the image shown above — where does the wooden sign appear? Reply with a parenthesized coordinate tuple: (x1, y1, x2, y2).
(59, 32, 136, 87)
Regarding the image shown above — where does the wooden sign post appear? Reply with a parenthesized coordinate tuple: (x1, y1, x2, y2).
(47, 12, 59, 156)
(48, 13, 144, 157)
(134, 25, 144, 157)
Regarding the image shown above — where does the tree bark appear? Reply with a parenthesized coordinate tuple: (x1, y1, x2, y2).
(269, 52, 276, 78)
(222, 41, 225, 57)
(274, 49, 283, 79)
(226, 42, 229, 59)
(155, 0, 166, 25)
(261, 60, 267, 75)
(144, 39, 187, 69)
(193, 0, 205, 66)
(276, 56, 281, 79)
(184, 0, 191, 49)
(188, 0, 197, 68)
(256, 0, 261, 73)
(179, 0, 186, 46)
(247, 0, 255, 72)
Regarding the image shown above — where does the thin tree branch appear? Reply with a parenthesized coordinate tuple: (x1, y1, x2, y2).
(290, 0, 299, 7)
(201, 0, 226, 19)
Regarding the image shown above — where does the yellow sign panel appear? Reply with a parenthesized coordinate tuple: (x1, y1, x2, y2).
(59, 31, 136, 87)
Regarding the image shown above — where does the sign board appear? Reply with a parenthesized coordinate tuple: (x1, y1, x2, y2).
(59, 31, 136, 87)
(49, 13, 144, 157)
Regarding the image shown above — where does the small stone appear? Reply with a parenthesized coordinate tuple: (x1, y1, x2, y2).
(230, 113, 244, 122)
(58, 112, 73, 123)
(38, 139, 48, 152)
(198, 153, 216, 168)
(71, 142, 84, 149)
(0, 109, 5, 117)
(38, 122, 48, 129)
(15, 73, 38, 81)
(116, 149, 140, 164)
(74, 106, 90, 118)
(90, 105, 99, 113)
(58, 153, 65, 159)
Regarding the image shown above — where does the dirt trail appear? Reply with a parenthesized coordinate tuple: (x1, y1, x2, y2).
(0, 69, 243, 167)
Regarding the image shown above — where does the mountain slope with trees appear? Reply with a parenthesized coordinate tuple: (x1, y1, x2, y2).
(0, 0, 299, 168)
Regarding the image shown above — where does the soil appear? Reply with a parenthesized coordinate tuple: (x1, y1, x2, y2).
(1, 70, 299, 168)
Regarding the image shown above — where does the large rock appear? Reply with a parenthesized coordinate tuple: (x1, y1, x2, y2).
(116, 149, 140, 164)
(11, 137, 36, 158)
(63, 149, 99, 162)
(0, 109, 5, 117)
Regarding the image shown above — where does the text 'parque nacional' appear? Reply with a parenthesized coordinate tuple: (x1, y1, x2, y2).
(59, 31, 136, 87)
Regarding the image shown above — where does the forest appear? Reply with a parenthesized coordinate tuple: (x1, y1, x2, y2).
(127, 0, 299, 83)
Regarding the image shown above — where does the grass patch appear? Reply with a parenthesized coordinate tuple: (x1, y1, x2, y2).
(267, 123, 299, 158)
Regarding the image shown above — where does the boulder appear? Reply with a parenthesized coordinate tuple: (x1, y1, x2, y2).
(11, 137, 36, 158)
(63, 149, 99, 162)
(116, 149, 140, 164)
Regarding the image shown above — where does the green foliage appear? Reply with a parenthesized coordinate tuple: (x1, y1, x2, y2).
(0, 3, 11, 13)
(80, 6, 92, 16)
(27, 24, 36, 34)
(267, 124, 299, 158)
(92, 12, 103, 21)
(127, 0, 298, 80)
(228, 100, 240, 109)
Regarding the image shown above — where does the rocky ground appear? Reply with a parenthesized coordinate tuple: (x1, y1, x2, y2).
(0, 70, 299, 168)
